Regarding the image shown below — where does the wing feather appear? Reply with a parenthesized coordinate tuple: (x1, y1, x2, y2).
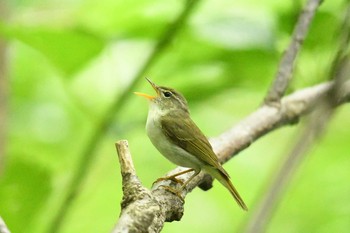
(160, 116, 229, 177)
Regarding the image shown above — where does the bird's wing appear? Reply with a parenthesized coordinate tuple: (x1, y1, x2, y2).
(160, 116, 229, 177)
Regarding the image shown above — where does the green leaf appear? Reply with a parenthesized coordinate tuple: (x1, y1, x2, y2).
(0, 158, 51, 233)
(77, 0, 181, 38)
(0, 23, 105, 75)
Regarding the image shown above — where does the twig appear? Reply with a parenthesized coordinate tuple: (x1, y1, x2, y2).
(116, 140, 137, 178)
(113, 141, 161, 233)
(114, 80, 350, 230)
(115, 140, 152, 209)
(47, 1, 201, 232)
(265, 0, 323, 104)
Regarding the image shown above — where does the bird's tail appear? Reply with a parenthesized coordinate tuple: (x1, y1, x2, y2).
(208, 167, 248, 211)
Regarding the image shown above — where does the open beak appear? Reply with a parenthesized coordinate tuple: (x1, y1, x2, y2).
(134, 92, 155, 100)
(134, 78, 160, 100)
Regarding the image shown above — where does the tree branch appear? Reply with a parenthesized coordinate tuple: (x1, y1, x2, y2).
(114, 79, 350, 231)
(113, 141, 186, 233)
(265, 0, 323, 104)
(243, 57, 350, 233)
(114, 0, 347, 231)
(113, 141, 164, 233)
(243, 4, 350, 231)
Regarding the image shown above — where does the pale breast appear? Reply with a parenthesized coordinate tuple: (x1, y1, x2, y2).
(146, 106, 202, 170)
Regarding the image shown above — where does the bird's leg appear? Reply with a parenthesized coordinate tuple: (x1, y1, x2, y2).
(156, 169, 200, 202)
(154, 168, 195, 185)
(158, 185, 185, 202)
(179, 169, 200, 191)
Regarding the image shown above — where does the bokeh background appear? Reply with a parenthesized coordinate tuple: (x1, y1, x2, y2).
(0, 0, 349, 232)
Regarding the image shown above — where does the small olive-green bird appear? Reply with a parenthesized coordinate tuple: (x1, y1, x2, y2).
(135, 78, 247, 210)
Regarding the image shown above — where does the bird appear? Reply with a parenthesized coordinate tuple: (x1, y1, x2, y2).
(135, 78, 247, 210)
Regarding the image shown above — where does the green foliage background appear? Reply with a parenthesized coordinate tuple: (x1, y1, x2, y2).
(0, 0, 349, 232)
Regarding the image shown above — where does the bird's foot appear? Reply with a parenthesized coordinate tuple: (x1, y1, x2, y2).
(153, 176, 184, 186)
(153, 168, 195, 186)
(158, 185, 184, 202)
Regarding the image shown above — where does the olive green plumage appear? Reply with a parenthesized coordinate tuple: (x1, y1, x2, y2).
(135, 78, 247, 210)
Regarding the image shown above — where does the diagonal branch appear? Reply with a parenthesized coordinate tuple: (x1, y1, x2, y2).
(243, 5, 350, 232)
(180, 79, 350, 193)
(114, 1, 349, 231)
(47, 1, 201, 233)
(265, 0, 323, 104)
(243, 60, 350, 233)
(114, 79, 350, 231)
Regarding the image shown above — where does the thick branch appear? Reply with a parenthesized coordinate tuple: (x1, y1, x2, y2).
(113, 141, 162, 233)
(115, 80, 350, 231)
(113, 141, 183, 233)
(265, 0, 323, 103)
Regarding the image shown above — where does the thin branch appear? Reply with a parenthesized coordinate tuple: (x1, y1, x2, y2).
(265, 0, 323, 104)
(242, 67, 349, 233)
(243, 5, 350, 232)
(243, 100, 334, 233)
(47, 1, 201, 232)
(114, 80, 350, 230)
(116, 140, 137, 178)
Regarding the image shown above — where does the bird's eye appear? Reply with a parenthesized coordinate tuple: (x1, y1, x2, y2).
(163, 91, 172, 98)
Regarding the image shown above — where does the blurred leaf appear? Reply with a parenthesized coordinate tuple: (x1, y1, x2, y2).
(276, 4, 300, 35)
(2, 1, 349, 233)
(151, 34, 278, 102)
(77, 0, 181, 38)
(277, 6, 340, 50)
(176, 49, 277, 101)
(0, 23, 105, 75)
(0, 157, 51, 233)
(304, 11, 340, 50)
(192, 16, 275, 50)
